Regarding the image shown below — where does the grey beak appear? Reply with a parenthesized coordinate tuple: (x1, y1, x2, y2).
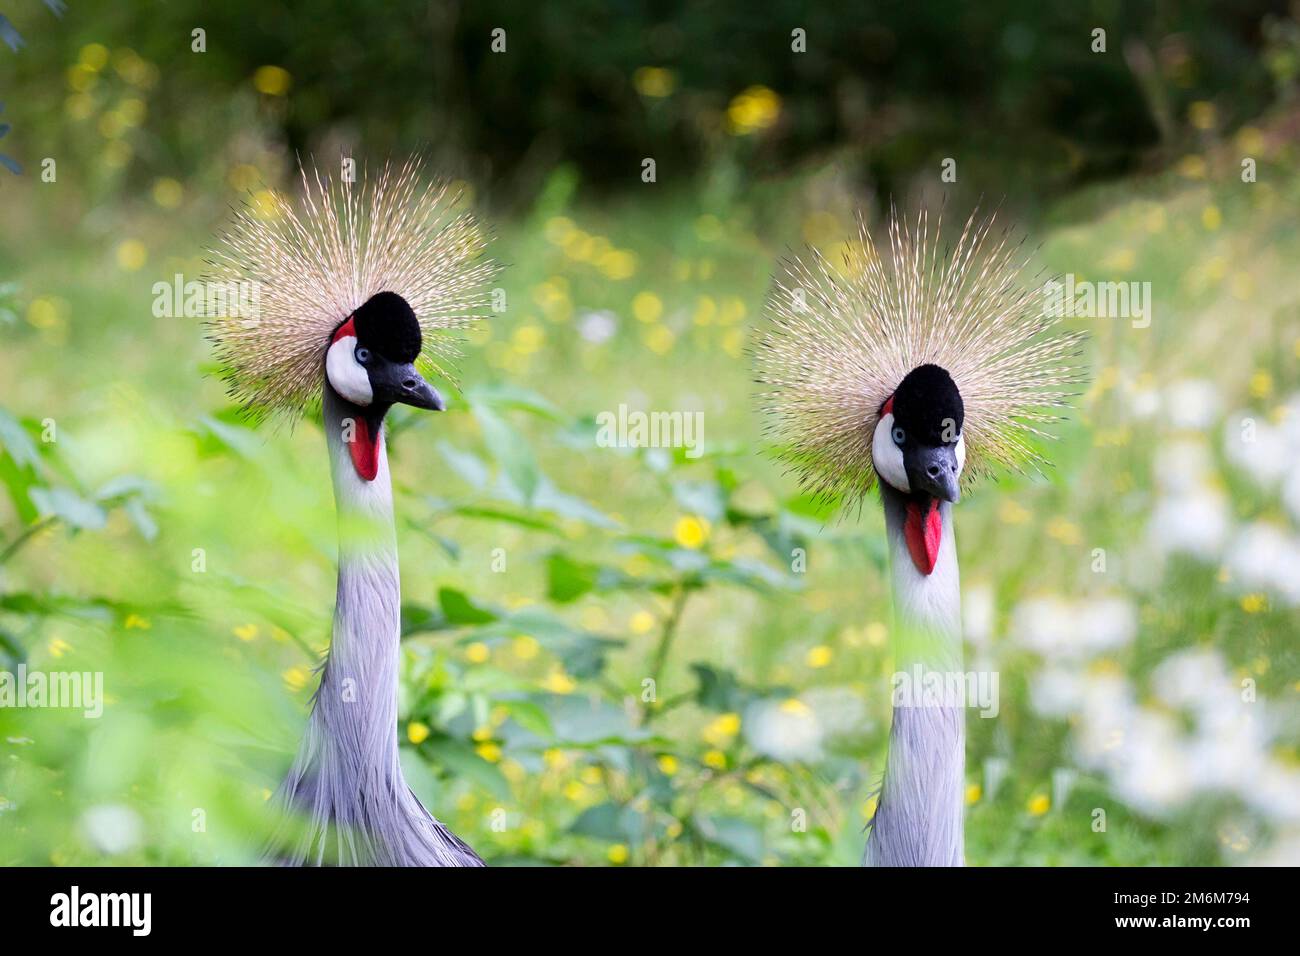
(372, 360, 445, 411)
(907, 444, 961, 503)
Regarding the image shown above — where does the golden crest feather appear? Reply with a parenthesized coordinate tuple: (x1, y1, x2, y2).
(753, 208, 1085, 511)
(205, 157, 499, 423)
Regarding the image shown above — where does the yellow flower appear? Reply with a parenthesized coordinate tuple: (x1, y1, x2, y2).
(407, 721, 431, 744)
(726, 85, 782, 135)
(673, 515, 710, 549)
(472, 725, 492, 742)
(512, 634, 540, 660)
(1188, 100, 1216, 130)
(598, 249, 637, 280)
(282, 666, 311, 692)
(643, 324, 675, 355)
(657, 754, 679, 776)
(1176, 154, 1206, 179)
(632, 291, 662, 324)
(966, 783, 982, 805)
(79, 43, 110, 71)
(998, 499, 1031, 525)
(1046, 517, 1082, 546)
(543, 748, 567, 769)
(702, 749, 727, 770)
(805, 645, 833, 668)
(1027, 793, 1050, 816)
(48, 637, 72, 658)
(123, 613, 151, 630)
(607, 843, 629, 864)
(861, 795, 878, 819)
(865, 622, 888, 647)
(779, 698, 810, 717)
(151, 178, 183, 209)
(116, 239, 147, 271)
(252, 188, 281, 219)
(1249, 370, 1273, 399)
(629, 610, 655, 634)
(665, 820, 683, 839)
(1201, 205, 1222, 231)
(580, 765, 602, 785)
(465, 641, 490, 664)
(563, 780, 587, 801)
(703, 712, 741, 747)
(475, 742, 502, 763)
(1240, 593, 1267, 614)
(233, 623, 258, 642)
(632, 66, 676, 98)
(252, 65, 292, 96)
(541, 667, 576, 694)
(512, 324, 544, 355)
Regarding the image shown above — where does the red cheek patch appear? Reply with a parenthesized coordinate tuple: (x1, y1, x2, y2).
(332, 315, 356, 343)
(904, 498, 942, 575)
(347, 416, 381, 482)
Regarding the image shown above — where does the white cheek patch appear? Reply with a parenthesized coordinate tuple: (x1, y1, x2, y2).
(872, 412, 910, 492)
(325, 336, 373, 406)
(954, 433, 966, 478)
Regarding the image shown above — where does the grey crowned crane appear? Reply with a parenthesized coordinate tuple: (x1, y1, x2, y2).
(755, 211, 1083, 866)
(207, 160, 499, 865)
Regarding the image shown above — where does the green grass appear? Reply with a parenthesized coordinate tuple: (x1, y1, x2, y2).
(1, 121, 1298, 865)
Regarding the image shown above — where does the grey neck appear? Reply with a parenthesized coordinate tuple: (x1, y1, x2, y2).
(272, 385, 482, 866)
(863, 483, 965, 867)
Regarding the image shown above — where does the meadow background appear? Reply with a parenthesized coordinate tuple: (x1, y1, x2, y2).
(1, 1, 1299, 865)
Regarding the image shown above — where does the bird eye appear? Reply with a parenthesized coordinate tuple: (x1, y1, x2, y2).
(892, 426, 906, 446)
(355, 346, 370, 364)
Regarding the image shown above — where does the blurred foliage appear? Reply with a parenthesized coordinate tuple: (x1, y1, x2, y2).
(0, 1, 1295, 208)
(1, 3, 1299, 867)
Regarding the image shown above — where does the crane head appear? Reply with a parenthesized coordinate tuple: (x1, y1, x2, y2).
(325, 291, 445, 413)
(871, 363, 966, 504)
(872, 364, 967, 575)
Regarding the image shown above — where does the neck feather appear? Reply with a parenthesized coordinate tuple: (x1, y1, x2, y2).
(864, 483, 966, 867)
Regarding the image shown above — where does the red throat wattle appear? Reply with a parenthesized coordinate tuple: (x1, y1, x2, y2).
(348, 416, 381, 481)
(903, 498, 942, 575)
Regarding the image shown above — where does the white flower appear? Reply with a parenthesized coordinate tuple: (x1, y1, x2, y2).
(1222, 413, 1290, 488)
(1147, 486, 1230, 560)
(80, 804, 143, 856)
(1163, 379, 1220, 430)
(1029, 666, 1083, 717)
(1010, 596, 1135, 659)
(962, 584, 995, 650)
(743, 698, 823, 763)
(1224, 522, 1300, 607)
(577, 309, 617, 344)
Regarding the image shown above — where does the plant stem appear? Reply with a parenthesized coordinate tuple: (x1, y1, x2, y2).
(0, 516, 57, 567)
(645, 585, 690, 722)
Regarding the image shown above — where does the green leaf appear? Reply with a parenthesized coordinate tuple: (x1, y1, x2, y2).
(438, 587, 498, 625)
(546, 552, 598, 603)
(418, 738, 511, 801)
(466, 382, 566, 422)
(400, 602, 450, 637)
(501, 699, 554, 738)
(0, 409, 39, 468)
(672, 479, 726, 522)
(472, 404, 539, 504)
(570, 801, 648, 845)
(29, 486, 106, 530)
(693, 814, 764, 863)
